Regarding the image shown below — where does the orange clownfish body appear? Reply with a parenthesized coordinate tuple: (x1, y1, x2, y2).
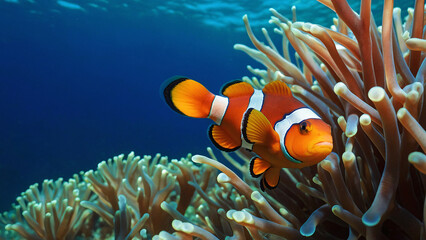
(162, 76, 333, 190)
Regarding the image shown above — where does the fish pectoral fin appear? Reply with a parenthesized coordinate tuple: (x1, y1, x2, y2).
(249, 157, 271, 178)
(242, 108, 279, 146)
(208, 124, 240, 152)
(260, 167, 281, 191)
(262, 80, 292, 97)
(221, 80, 254, 97)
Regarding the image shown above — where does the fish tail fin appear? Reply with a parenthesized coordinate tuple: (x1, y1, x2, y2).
(162, 76, 215, 118)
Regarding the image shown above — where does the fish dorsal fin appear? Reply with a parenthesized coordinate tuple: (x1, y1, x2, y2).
(250, 157, 271, 178)
(221, 80, 254, 97)
(208, 124, 240, 152)
(262, 80, 292, 97)
(262, 167, 281, 190)
(242, 108, 279, 145)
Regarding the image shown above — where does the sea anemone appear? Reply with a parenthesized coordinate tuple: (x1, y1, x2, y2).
(229, 0, 425, 238)
(1, 176, 94, 239)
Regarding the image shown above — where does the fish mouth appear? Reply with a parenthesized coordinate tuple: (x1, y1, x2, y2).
(312, 141, 333, 153)
(314, 141, 333, 148)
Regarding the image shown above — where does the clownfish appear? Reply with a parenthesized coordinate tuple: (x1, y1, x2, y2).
(162, 76, 333, 190)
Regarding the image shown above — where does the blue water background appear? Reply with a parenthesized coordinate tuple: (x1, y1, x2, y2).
(0, 0, 413, 210)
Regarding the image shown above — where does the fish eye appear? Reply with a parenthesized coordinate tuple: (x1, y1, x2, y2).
(299, 120, 312, 134)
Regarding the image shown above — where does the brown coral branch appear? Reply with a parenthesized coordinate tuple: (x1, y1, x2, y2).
(277, 22, 343, 112)
(296, 182, 325, 202)
(320, 155, 362, 216)
(334, 82, 382, 127)
(408, 0, 425, 75)
(243, 15, 307, 85)
(192, 155, 253, 199)
(342, 152, 366, 211)
(393, 8, 409, 54)
(309, 25, 364, 99)
(250, 191, 292, 227)
(331, 205, 365, 236)
(330, 0, 360, 31)
(358, 0, 379, 94)
(363, 87, 401, 227)
(299, 204, 330, 237)
(397, 108, 426, 152)
(389, 204, 423, 240)
(392, 31, 416, 86)
(383, 0, 407, 104)
(359, 114, 386, 158)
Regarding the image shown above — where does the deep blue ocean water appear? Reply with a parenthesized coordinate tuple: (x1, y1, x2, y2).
(0, 0, 413, 211)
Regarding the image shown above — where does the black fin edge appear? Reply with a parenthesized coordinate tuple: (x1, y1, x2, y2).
(220, 80, 243, 95)
(161, 75, 189, 116)
(260, 178, 266, 191)
(249, 157, 267, 178)
(208, 124, 239, 152)
(262, 169, 280, 190)
(241, 108, 255, 144)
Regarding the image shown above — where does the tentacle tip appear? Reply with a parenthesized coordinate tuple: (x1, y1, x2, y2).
(396, 108, 407, 119)
(342, 151, 355, 163)
(217, 173, 230, 183)
(320, 160, 332, 170)
(281, 22, 289, 30)
(251, 191, 266, 204)
(359, 114, 371, 125)
(412, 82, 424, 94)
(226, 210, 236, 219)
(172, 219, 183, 230)
(300, 225, 315, 237)
(368, 87, 386, 102)
(279, 207, 289, 215)
(191, 155, 203, 163)
(408, 152, 425, 163)
(345, 130, 357, 138)
(310, 24, 322, 34)
(291, 85, 304, 93)
(402, 31, 410, 40)
(333, 82, 347, 95)
(331, 205, 342, 214)
(181, 222, 194, 233)
(409, 152, 426, 174)
(362, 213, 381, 227)
(393, 7, 401, 14)
(233, 44, 242, 49)
(232, 210, 253, 223)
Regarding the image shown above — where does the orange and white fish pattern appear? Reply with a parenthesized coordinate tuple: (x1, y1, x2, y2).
(162, 76, 333, 190)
